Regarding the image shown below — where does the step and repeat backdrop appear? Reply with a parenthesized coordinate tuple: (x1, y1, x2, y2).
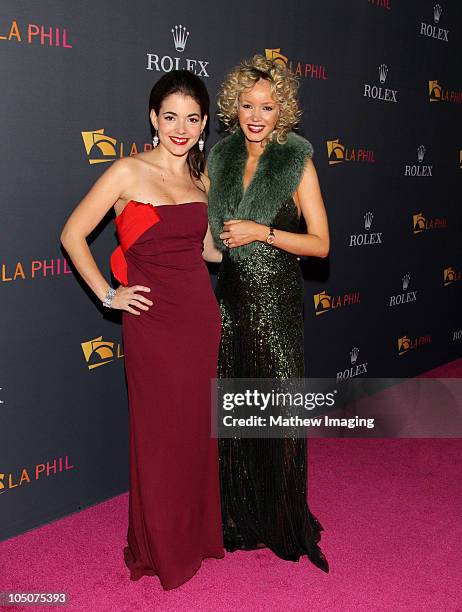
(1, 0, 461, 539)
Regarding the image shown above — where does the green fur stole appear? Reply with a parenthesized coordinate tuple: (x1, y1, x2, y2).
(207, 128, 314, 261)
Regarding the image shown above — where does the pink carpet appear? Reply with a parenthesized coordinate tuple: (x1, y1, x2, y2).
(1, 361, 461, 611)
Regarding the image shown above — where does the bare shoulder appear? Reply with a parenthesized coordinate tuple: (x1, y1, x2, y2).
(106, 155, 139, 180)
(298, 157, 320, 188)
(294, 158, 321, 207)
(303, 156, 316, 175)
(132, 150, 155, 164)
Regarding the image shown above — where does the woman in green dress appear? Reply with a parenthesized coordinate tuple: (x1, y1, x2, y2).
(207, 55, 330, 571)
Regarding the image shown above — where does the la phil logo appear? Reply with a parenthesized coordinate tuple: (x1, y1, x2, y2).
(0, 19, 72, 48)
(1, 257, 71, 283)
(363, 64, 398, 103)
(420, 4, 449, 42)
(0, 456, 74, 496)
(264, 48, 328, 80)
(349, 212, 383, 247)
(413, 212, 447, 234)
(443, 266, 462, 286)
(81, 336, 124, 370)
(428, 80, 462, 103)
(146, 24, 210, 77)
(389, 274, 418, 307)
(368, 0, 391, 9)
(404, 145, 433, 177)
(398, 334, 431, 356)
(313, 290, 360, 316)
(336, 347, 368, 383)
(326, 139, 375, 165)
(81, 129, 152, 165)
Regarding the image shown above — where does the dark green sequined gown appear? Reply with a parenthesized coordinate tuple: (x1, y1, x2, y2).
(215, 198, 329, 572)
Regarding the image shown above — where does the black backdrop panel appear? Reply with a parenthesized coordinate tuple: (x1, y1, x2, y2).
(1, 0, 461, 540)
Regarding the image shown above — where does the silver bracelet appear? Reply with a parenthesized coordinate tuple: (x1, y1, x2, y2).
(102, 287, 116, 308)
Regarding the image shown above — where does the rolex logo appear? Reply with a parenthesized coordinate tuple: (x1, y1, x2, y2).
(405, 147, 432, 177)
(417, 145, 426, 162)
(434, 3, 442, 24)
(420, 5, 449, 42)
(378, 63, 388, 84)
(349, 211, 382, 246)
(337, 346, 368, 382)
(171, 24, 189, 52)
(363, 64, 397, 102)
(147, 25, 209, 77)
(350, 347, 359, 365)
(389, 274, 417, 307)
(364, 211, 373, 230)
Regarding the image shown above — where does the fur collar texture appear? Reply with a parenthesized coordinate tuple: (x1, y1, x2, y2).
(207, 128, 313, 260)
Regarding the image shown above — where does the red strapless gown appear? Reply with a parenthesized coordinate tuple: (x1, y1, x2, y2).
(112, 200, 224, 590)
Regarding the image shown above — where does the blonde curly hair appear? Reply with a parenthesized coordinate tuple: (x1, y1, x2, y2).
(217, 55, 301, 144)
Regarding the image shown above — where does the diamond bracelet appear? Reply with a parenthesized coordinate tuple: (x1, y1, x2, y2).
(102, 287, 116, 308)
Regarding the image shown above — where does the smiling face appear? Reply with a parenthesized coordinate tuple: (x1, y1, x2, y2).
(150, 93, 207, 157)
(237, 78, 280, 144)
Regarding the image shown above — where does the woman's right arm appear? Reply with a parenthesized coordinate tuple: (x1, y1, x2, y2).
(60, 159, 152, 315)
(201, 166, 223, 263)
(202, 224, 223, 263)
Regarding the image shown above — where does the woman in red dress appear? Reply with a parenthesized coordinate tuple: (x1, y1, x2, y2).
(61, 71, 224, 589)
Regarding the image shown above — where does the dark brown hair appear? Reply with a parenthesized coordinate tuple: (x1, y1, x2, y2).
(149, 70, 209, 181)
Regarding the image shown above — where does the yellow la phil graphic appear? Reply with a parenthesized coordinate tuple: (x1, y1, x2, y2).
(397, 334, 431, 356)
(443, 266, 462, 286)
(326, 138, 375, 165)
(428, 80, 462, 103)
(81, 129, 152, 164)
(1, 257, 72, 283)
(81, 336, 124, 370)
(0, 18, 72, 48)
(313, 289, 360, 316)
(264, 48, 328, 79)
(0, 456, 74, 496)
(412, 212, 447, 234)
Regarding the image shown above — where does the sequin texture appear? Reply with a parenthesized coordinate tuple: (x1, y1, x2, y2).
(215, 198, 329, 572)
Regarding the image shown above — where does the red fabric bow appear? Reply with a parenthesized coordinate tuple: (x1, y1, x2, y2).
(110, 201, 160, 286)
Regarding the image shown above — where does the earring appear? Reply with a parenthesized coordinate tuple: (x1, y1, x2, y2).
(152, 128, 159, 148)
(198, 132, 205, 152)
